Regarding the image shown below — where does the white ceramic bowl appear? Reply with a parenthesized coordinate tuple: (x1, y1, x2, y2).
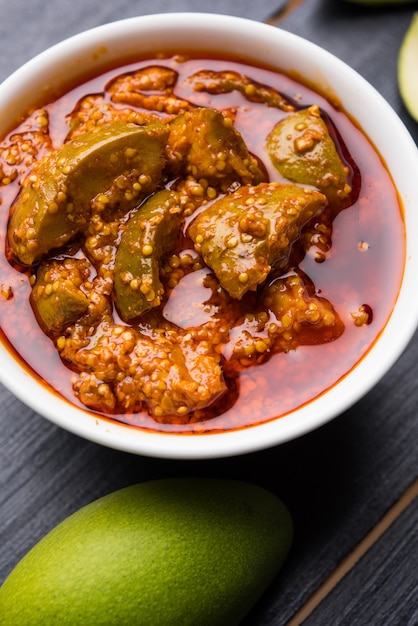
(1, 13, 418, 459)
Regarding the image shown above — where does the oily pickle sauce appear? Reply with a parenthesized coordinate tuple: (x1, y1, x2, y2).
(0, 55, 405, 434)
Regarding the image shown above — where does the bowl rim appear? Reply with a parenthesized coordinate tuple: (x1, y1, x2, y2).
(1, 12, 418, 459)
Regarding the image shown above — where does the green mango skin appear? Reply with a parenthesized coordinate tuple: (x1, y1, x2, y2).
(167, 107, 264, 187)
(266, 106, 351, 210)
(189, 182, 327, 299)
(0, 479, 293, 626)
(31, 258, 91, 333)
(114, 189, 182, 321)
(7, 121, 168, 266)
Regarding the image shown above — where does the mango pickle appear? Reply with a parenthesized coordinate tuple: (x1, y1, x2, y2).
(223, 272, 344, 373)
(7, 120, 168, 265)
(266, 105, 352, 208)
(107, 66, 192, 116)
(166, 107, 264, 188)
(114, 190, 182, 321)
(263, 272, 345, 350)
(0, 108, 52, 188)
(71, 322, 226, 417)
(2, 49, 365, 424)
(67, 96, 161, 140)
(187, 69, 296, 111)
(188, 182, 327, 299)
(31, 258, 91, 333)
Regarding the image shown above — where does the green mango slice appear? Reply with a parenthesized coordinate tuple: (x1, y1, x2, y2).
(188, 182, 327, 299)
(167, 107, 264, 187)
(31, 258, 91, 333)
(266, 105, 352, 208)
(114, 190, 182, 320)
(7, 121, 169, 265)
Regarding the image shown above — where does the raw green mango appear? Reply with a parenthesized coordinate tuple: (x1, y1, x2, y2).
(398, 13, 418, 123)
(0, 478, 293, 626)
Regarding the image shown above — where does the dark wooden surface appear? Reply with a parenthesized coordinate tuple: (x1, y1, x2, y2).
(0, 1, 417, 624)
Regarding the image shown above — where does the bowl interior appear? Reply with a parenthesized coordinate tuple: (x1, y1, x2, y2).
(1, 13, 418, 459)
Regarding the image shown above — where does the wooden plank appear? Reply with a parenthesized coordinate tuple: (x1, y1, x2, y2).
(0, 0, 288, 80)
(303, 491, 418, 625)
(288, 479, 418, 624)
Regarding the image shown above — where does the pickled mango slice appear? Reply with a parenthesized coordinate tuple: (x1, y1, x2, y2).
(67, 96, 161, 140)
(71, 322, 226, 417)
(187, 69, 295, 111)
(224, 272, 344, 372)
(31, 258, 91, 333)
(7, 121, 169, 265)
(189, 182, 327, 299)
(114, 190, 182, 321)
(107, 66, 191, 116)
(167, 107, 264, 187)
(0, 109, 52, 189)
(266, 105, 352, 208)
(263, 272, 344, 350)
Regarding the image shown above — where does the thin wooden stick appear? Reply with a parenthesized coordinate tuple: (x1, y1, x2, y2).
(286, 477, 418, 625)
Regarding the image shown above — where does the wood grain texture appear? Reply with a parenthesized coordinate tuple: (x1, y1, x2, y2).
(287, 479, 418, 625)
(0, 0, 288, 80)
(1, 1, 417, 624)
(303, 493, 418, 625)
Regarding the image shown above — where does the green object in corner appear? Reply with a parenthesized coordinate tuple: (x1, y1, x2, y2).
(0, 478, 293, 626)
